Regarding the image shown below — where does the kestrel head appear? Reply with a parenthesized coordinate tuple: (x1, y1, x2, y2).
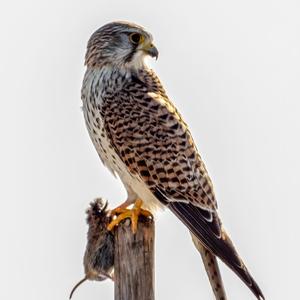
(85, 21, 158, 69)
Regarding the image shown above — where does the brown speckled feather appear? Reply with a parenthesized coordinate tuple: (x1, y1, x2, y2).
(101, 68, 217, 211)
(81, 21, 264, 300)
(82, 65, 264, 299)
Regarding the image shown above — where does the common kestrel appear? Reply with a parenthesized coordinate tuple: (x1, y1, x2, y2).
(81, 21, 264, 300)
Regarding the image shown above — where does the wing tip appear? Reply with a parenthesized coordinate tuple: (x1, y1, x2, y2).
(250, 276, 265, 300)
(166, 200, 265, 300)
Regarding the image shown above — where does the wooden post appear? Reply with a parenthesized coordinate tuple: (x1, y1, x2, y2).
(114, 217, 155, 300)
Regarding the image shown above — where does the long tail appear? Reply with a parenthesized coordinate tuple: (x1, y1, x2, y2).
(167, 201, 265, 299)
(192, 233, 227, 300)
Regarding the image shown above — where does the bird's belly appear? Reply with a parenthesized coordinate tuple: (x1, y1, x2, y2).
(83, 105, 163, 213)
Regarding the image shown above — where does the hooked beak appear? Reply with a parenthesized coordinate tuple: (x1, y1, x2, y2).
(142, 42, 159, 60)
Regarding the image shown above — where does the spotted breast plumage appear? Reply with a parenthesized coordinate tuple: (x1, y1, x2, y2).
(81, 21, 264, 299)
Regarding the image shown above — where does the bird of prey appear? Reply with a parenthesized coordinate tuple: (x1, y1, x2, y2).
(81, 21, 264, 299)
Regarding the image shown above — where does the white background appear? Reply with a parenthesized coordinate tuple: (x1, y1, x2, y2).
(1, 0, 299, 299)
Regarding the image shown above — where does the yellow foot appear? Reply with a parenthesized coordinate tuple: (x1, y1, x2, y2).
(107, 199, 153, 234)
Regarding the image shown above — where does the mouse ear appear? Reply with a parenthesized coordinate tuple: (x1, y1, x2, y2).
(69, 276, 88, 299)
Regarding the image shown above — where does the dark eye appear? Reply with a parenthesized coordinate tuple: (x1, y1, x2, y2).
(129, 33, 143, 44)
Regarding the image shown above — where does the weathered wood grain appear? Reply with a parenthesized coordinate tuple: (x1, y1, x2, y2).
(114, 217, 155, 300)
